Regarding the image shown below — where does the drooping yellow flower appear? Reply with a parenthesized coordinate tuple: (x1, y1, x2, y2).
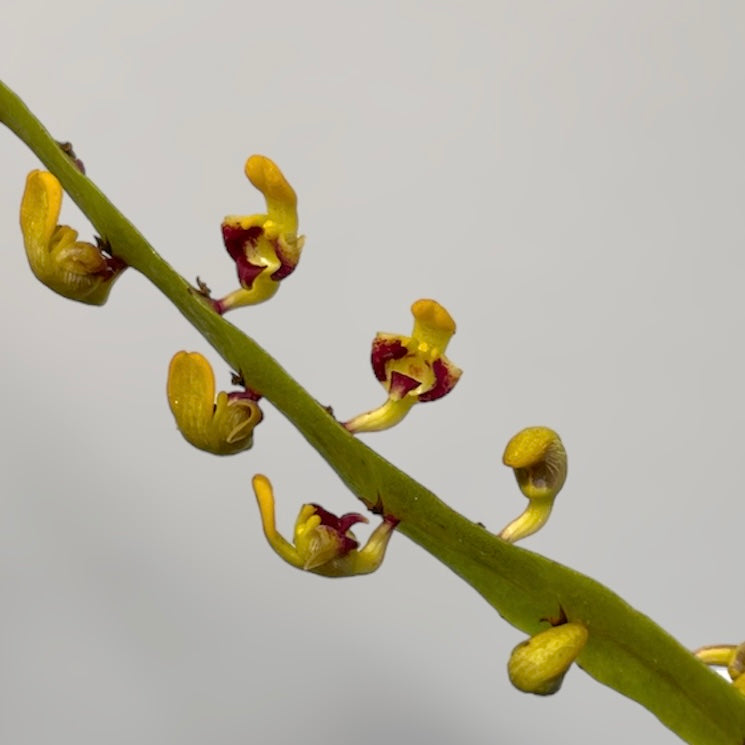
(499, 427, 567, 543)
(252, 474, 397, 577)
(167, 351, 262, 455)
(344, 299, 462, 433)
(20, 170, 126, 304)
(209, 155, 304, 314)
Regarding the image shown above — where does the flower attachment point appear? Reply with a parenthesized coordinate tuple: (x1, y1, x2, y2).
(20, 170, 126, 304)
(343, 299, 462, 434)
(508, 622, 588, 696)
(499, 427, 567, 543)
(167, 351, 262, 455)
(211, 155, 304, 314)
(252, 474, 397, 577)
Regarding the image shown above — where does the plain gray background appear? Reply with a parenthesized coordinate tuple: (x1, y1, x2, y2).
(1, 2, 743, 743)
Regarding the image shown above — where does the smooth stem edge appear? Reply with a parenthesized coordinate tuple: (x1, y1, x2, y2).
(1, 79, 743, 745)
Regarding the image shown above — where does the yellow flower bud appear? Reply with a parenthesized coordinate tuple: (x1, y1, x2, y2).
(499, 427, 567, 543)
(167, 351, 262, 455)
(20, 170, 126, 304)
(508, 623, 588, 696)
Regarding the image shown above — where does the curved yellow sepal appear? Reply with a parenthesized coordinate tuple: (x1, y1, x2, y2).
(245, 155, 298, 234)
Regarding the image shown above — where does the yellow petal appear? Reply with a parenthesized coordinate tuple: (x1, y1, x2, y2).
(252, 475, 304, 568)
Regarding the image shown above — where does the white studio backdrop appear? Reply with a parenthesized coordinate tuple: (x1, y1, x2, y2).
(1, 2, 743, 744)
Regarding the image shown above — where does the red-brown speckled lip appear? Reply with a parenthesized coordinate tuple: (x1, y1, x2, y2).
(371, 336, 408, 382)
(389, 371, 420, 399)
(417, 358, 461, 402)
(309, 504, 367, 554)
(271, 241, 299, 280)
(222, 224, 266, 289)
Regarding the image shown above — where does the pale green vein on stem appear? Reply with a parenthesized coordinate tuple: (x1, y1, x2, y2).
(1, 79, 743, 745)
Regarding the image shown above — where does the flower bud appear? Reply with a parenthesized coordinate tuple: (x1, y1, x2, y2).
(507, 623, 588, 696)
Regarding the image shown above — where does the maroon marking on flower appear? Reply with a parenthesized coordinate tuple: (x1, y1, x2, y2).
(222, 223, 264, 262)
(417, 358, 461, 402)
(271, 240, 299, 281)
(235, 259, 265, 289)
(102, 255, 128, 277)
(309, 504, 367, 554)
(93, 238, 128, 278)
(371, 337, 408, 382)
(389, 371, 421, 399)
(221, 224, 279, 289)
(227, 390, 264, 404)
(384, 514, 401, 529)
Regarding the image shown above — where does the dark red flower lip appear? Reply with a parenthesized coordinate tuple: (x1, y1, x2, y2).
(221, 223, 299, 287)
(222, 224, 266, 289)
(417, 358, 461, 402)
(371, 337, 408, 382)
(272, 241, 299, 280)
(309, 504, 368, 554)
(389, 371, 420, 399)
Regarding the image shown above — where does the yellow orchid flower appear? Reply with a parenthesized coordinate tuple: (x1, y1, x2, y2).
(344, 299, 462, 433)
(252, 474, 397, 577)
(499, 427, 568, 543)
(20, 170, 126, 304)
(209, 155, 304, 314)
(167, 351, 262, 455)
